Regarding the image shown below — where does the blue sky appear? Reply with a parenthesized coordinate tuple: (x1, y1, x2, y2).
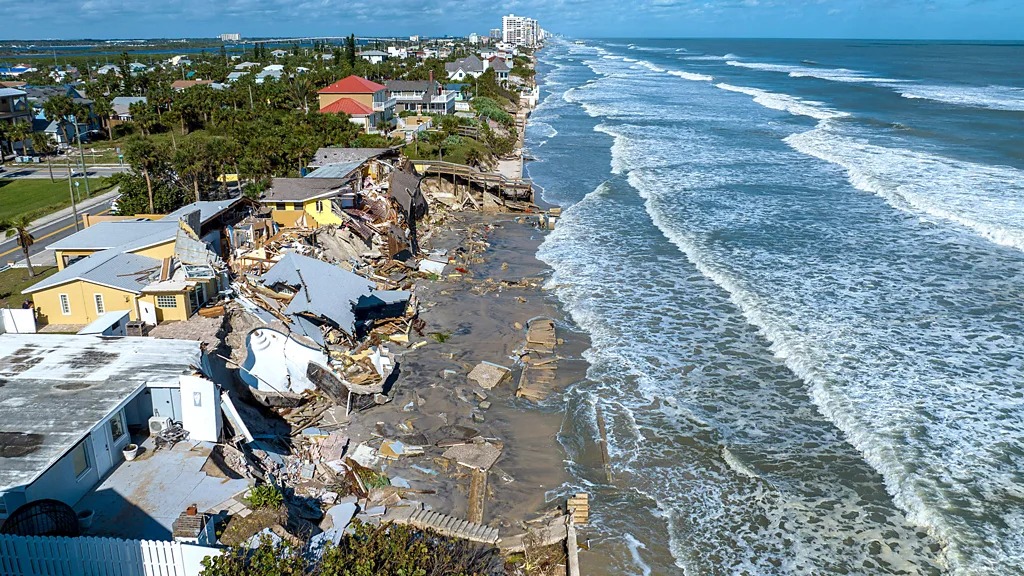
(1, 0, 1021, 40)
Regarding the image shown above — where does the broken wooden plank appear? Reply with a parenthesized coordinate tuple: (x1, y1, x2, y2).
(468, 468, 487, 524)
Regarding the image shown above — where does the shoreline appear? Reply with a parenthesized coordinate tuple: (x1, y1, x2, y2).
(384, 212, 592, 529)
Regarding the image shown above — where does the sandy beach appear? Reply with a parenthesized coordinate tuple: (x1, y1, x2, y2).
(340, 212, 591, 532)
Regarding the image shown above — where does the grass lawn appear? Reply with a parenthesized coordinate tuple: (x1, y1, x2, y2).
(0, 177, 114, 223)
(0, 265, 57, 309)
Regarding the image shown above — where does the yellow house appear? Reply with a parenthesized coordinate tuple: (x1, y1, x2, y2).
(53, 198, 256, 268)
(262, 178, 352, 228)
(50, 220, 179, 270)
(23, 249, 219, 327)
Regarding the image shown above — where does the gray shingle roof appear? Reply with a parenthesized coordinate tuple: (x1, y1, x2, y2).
(445, 55, 485, 74)
(263, 178, 349, 202)
(389, 168, 428, 220)
(111, 96, 147, 116)
(262, 252, 375, 334)
(385, 80, 437, 93)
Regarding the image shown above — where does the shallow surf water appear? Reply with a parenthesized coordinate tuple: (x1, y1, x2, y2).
(527, 38, 1024, 575)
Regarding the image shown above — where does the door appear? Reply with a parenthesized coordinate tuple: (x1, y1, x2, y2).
(139, 300, 157, 325)
(150, 387, 181, 421)
(92, 426, 113, 479)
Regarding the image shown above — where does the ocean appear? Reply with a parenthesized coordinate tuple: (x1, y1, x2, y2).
(526, 38, 1024, 575)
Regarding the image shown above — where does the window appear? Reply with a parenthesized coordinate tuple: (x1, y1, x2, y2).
(94, 293, 105, 314)
(156, 295, 177, 308)
(59, 294, 71, 315)
(276, 202, 288, 210)
(71, 441, 90, 478)
(315, 200, 324, 212)
(109, 411, 126, 442)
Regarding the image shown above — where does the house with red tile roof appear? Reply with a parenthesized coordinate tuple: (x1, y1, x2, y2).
(317, 75, 395, 133)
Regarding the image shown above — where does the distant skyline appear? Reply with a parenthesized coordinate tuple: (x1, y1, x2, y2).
(1, 0, 1021, 41)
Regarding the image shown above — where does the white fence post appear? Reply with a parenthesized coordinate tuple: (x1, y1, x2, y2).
(0, 534, 212, 576)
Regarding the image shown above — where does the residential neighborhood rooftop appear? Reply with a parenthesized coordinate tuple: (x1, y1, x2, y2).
(305, 161, 365, 179)
(319, 97, 373, 116)
(263, 178, 349, 202)
(0, 334, 202, 492)
(163, 197, 248, 225)
(318, 75, 386, 94)
(111, 96, 147, 116)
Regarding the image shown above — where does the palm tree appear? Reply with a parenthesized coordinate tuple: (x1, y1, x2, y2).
(173, 132, 211, 203)
(91, 97, 114, 138)
(9, 121, 31, 157)
(287, 76, 311, 114)
(42, 94, 75, 149)
(1, 216, 36, 278)
(31, 132, 57, 182)
(123, 135, 160, 212)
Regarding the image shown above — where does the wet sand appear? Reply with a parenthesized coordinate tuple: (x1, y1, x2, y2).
(343, 212, 592, 536)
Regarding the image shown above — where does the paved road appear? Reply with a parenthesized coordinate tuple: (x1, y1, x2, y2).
(0, 165, 126, 179)
(0, 195, 117, 267)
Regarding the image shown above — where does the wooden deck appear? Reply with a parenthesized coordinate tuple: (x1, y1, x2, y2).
(517, 318, 559, 401)
(413, 160, 534, 202)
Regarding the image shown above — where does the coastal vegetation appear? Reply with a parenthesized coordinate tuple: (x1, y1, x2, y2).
(200, 521, 505, 576)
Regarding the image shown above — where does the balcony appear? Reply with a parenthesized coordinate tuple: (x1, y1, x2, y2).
(372, 96, 397, 112)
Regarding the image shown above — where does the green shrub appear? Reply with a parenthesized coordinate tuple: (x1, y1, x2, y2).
(246, 484, 284, 509)
(200, 521, 505, 576)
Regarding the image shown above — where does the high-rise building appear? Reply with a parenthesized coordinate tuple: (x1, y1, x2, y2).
(490, 28, 502, 39)
(469, 33, 479, 45)
(219, 33, 241, 42)
(502, 14, 540, 48)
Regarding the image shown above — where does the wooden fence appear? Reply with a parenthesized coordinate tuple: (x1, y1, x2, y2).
(0, 534, 219, 576)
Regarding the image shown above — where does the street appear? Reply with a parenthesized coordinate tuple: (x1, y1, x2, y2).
(0, 165, 127, 179)
(0, 194, 117, 267)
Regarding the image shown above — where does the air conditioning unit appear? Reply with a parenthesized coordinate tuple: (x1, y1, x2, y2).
(149, 416, 173, 434)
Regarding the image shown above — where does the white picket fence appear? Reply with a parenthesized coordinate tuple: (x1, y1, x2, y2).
(0, 534, 220, 576)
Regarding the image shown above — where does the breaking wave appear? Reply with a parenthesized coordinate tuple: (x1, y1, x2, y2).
(897, 84, 1024, 111)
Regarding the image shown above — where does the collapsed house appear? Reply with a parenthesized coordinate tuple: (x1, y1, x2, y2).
(260, 252, 409, 339)
(235, 252, 408, 405)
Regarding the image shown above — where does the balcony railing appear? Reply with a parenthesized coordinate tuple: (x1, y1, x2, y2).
(372, 96, 398, 112)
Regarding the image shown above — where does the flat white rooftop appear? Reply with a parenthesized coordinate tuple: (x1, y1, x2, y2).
(0, 334, 202, 492)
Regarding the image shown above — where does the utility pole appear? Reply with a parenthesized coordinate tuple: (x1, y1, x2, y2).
(65, 154, 81, 231)
(73, 119, 91, 200)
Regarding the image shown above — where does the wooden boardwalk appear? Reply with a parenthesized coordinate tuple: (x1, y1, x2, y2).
(382, 506, 500, 544)
(413, 160, 534, 202)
